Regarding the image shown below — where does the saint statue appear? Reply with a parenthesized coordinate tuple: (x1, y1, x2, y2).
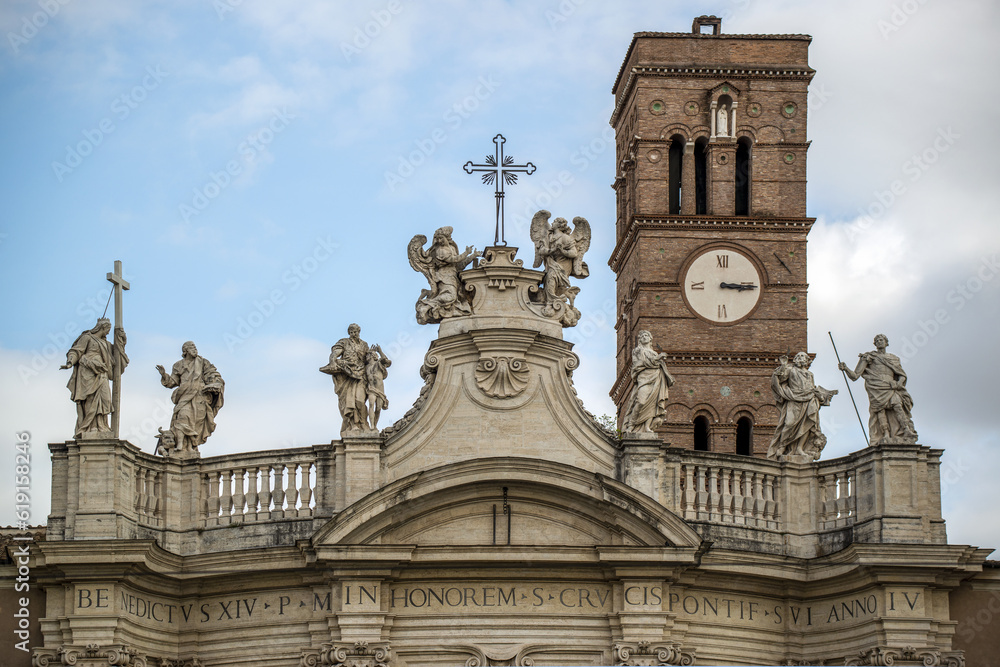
(61, 318, 128, 437)
(622, 330, 675, 433)
(408, 227, 481, 325)
(767, 352, 837, 461)
(838, 334, 918, 445)
(321, 324, 392, 434)
(156, 341, 224, 454)
(717, 104, 729, 137)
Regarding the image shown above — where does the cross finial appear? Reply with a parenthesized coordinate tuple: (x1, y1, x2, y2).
(463, 134, 536, 246)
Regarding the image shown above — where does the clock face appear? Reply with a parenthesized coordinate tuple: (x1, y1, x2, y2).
(682, 247, 763, 324)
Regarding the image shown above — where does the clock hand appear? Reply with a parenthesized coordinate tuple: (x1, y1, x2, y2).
(719, 282, 758, 291)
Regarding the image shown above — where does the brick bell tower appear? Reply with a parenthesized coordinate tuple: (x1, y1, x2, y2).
(609, 16, 815, 456)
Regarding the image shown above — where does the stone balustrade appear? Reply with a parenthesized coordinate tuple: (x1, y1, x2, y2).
(200, 452, 318, 527)
(49, 437, 944, 559)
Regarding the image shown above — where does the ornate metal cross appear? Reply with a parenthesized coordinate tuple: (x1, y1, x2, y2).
(463, 134, 535, 246)
(106, 260, 129, 438)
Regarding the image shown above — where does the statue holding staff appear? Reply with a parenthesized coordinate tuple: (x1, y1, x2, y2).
(838, 334, 917, 445)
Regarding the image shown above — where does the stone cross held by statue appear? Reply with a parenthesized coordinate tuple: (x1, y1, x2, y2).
(106, 259, 130, 438)
(463, 133, 536, 246)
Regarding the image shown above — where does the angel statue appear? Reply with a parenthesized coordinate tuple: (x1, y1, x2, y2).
(529, 210, 591, 327)
(408, 226, 482, 325)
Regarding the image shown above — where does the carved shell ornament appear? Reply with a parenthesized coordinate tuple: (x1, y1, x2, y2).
(475, 356, 530, 398)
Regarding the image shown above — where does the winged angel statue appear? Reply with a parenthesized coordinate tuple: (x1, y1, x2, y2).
(530, 210, 591, 327)
(408, 226, 482, 325)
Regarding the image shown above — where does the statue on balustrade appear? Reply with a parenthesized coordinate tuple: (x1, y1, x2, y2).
(320, 323, 391, 434)
(622, 330, 675, 433)
(529, 210, 591, 327)
(408, 226, 481, 325)
(767, 352, 837, 461)
(60, 318, 128, 438)
(156, 341, 224, 455)
(838, 333, 918, 445)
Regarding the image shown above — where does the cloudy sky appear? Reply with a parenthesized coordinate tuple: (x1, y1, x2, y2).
(1, 1, 997, 553)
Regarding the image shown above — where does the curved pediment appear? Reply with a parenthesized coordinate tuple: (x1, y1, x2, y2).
(311, 457, 702, 549)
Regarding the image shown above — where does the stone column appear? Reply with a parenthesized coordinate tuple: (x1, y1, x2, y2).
(710, 101, 717, 139)
(681, 141, 696, 215)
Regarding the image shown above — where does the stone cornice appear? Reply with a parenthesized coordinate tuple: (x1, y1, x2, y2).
(612, 61, 815, 126)
(610, 215, 815, 272)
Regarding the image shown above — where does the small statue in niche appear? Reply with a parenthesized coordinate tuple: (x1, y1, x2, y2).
(717, 104, 729, 136)
(838, 333, 917, 445)
(622, 330, 675, 433)
(156, 341, 224, 455)
(529, 210, 591, 327)
(767, 352, 837, 461)
(408, 226, 481, 325)
(61, 318, 128, 437)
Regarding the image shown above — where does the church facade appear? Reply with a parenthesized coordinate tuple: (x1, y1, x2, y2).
(4, 16, 999, 667)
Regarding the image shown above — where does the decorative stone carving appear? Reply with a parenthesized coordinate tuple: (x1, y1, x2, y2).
(766, 352, 837, 462)
(32, 644, 147, 666)
(409, 226, 481, 324)
(155, 341, 224, 456)
(320, 324, 391, 434)
(300, 641, 391, 667)
(528, 210, 591, 327)
(844, 646, 965, 666)
(622, 330, 675, 433)
(148, 659, 202, 667)
(475, 356, 530, 398)
(382, 355, 437, 438)
(612, 640, 695, 666)
(60, 318, 129, 437)
(838, 333, 918, 444)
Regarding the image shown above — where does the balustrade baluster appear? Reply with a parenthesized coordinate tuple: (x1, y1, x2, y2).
(741, 470, 754, 523)
(721, 469, 734, 523)
(220, 471, 233, 524)
(208, 472, 221, 526)
(150, 471, 161, 522)
(695, 466, 709, 520)
(257, 466, 272, 520)
(763, 475, 778, 529)
(682, 465, 696, 519)
(245, 468, 259, 522)
(299, 462, 313, 516)
(846, 471, 856, 520)
(708, 467, 721, 521)
(752, 472, 765, 526)
(272, 465, 286, 518)
(134, 470, 144, 517)
(233, 468, 247, 520)
(285, 464, 300, 514)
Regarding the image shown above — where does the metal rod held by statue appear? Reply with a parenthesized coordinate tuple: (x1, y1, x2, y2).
(829, 331, 869, 446)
